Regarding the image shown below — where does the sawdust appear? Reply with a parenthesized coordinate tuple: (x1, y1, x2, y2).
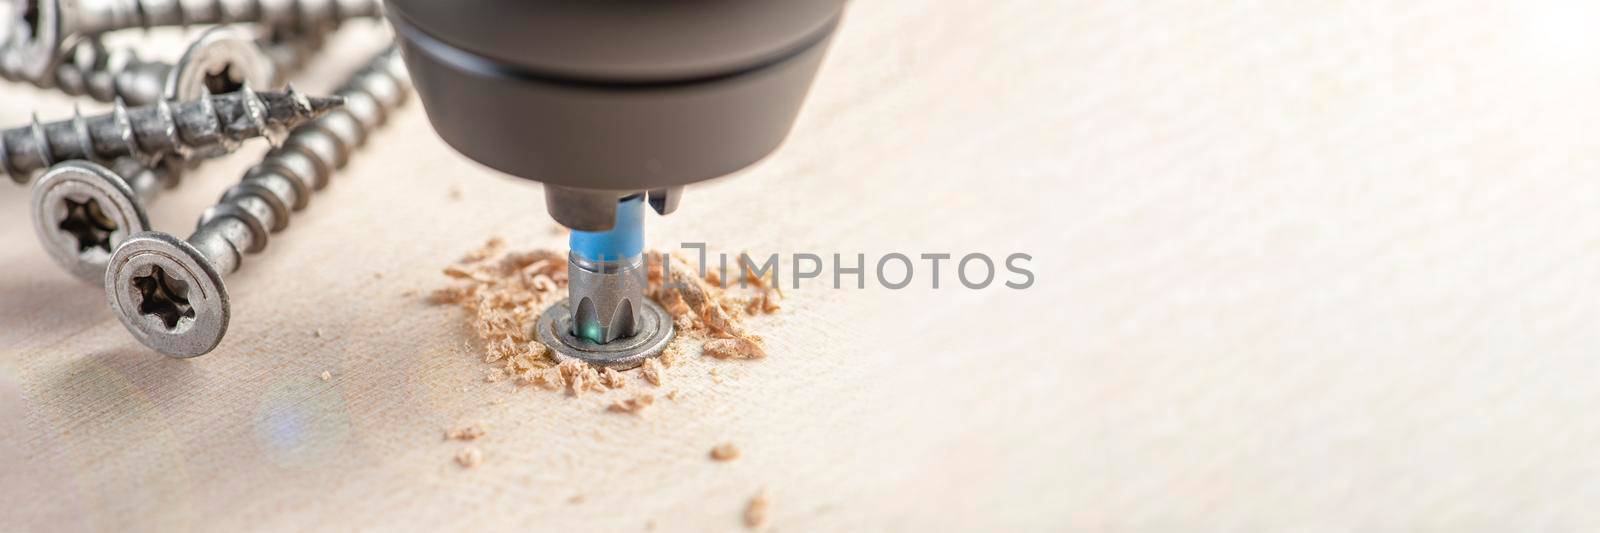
(705, 337, 766, 360)
(642, 358, 665, 386)
(445, 422, 487, 441)
(319, 370, 331, 381)
(710, 443, 741, 462)
(738, 254, 784, 315)
(745, 488, 771, 529)
(607, 394, 655, 415)
(455, 447, 483, 468)
(602, 367, 628, 389)
(557, 360, 606, 396)
(429, 243, 782, 408)
(659, 345, 681, 368)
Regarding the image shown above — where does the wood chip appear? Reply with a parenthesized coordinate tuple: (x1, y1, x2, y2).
(455, 447, 482, 468)
(607, 394, 656, 415)
(521, 368, 561, 390)
(557, 360, 604, 396)
(642, 358, 665, 386)
(602, 367, 627, 389)
(704, 337, 766, 360)
(460, 236, 506, 264)
(666, 389, 680, 401)
(710, 443, 740, 462)
(319, 370, 331, 381)
(744, 489, 771, 529)
(658, 345, 681, 368)
(656, 254, 755, 341)
(445, 423, 487, 441)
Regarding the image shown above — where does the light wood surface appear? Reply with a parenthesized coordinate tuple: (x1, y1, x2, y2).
(4, 1, 1600, 530)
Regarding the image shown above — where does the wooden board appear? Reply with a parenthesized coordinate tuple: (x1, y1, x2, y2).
(4, 1, 1600, 530)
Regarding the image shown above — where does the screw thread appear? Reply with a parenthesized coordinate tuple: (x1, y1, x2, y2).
(1, 24, 330, 104)
(191, 46, 409, 274)
(0, 38, 175, 104)
(0, 87, 343, 184)
(73, 0, 382, 36)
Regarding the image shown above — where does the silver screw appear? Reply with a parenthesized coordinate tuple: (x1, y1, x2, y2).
(106, 46, 409, 358)
(1, 25, 275, 105)
(0, 86, 344, 185)
(1, 0, 380, 83)
(31, 157, 180, 283)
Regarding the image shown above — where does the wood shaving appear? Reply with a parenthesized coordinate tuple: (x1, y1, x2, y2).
(607, 394, 656, 415)
(445, 423, 487, 441)
(666, 389, 680, 401)
(319, 370, 331, 381)
(704, 337, 766, 360)
(652, 253, 758, 342)
(568, 494, 586, 504)
(602, 368, 627, 389)
(642, 358, 665, 386)
(460, 236, 506, 264)
(658, 345, 681, 368)
(521, 368, 562, 390)
(738, 254, 783, 314)
(744, 489, 771, 529)
(455, 447, 482, 468)
(433, 246, 783, 403)
(557, 360, 605, 396)
(710, 443, 741, 462)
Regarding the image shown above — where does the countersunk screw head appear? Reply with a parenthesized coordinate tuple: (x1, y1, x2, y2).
(106, 232, 230, 358)
(31, 160, 148, 284)
(167, 25, 273, 102)
(8, 0, 67, 83)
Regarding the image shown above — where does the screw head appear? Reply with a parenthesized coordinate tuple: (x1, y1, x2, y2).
(167, 25, 273, 101)
(8, 0, 66, 83)
(106, 232, 230, 358)
(31, 160, 148, 284)
(536, 297, 675, 370)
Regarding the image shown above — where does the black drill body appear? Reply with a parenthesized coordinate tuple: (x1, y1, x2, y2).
(385, 0, 846, 230)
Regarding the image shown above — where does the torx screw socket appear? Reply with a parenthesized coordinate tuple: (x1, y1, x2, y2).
(32, 158, 177, 283)
(106, 231, 230, 358)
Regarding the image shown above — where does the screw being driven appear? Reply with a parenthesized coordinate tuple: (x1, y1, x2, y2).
(31, 157, 180, 283)
(1, 86, 344, 185)
(1, 0, 380, 84)
(106, 47, 409, 357)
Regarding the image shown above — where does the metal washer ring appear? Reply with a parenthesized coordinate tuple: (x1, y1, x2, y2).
(536, 297, 675, 370)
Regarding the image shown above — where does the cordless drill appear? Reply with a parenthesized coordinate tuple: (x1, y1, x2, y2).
(384, 0, 847, 367)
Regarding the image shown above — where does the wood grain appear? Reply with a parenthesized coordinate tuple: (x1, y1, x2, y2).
(3, 1, 1600, 530)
